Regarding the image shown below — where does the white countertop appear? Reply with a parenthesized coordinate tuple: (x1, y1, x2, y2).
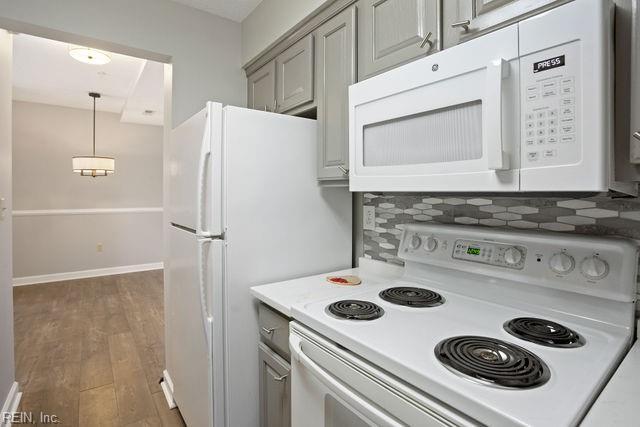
(582, 324, 640, 426)
(251, 258, 640, 425)
(250, 258, 404, 317)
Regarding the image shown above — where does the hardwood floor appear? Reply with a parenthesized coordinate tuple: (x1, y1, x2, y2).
(13, 270, 186, 427)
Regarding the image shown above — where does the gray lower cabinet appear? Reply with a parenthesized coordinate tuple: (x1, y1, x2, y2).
(358, 0, 439, 80)
(258, 342, 291, 427)
(315, 5, 357, 181)
(248, 60, 276, 112)
(275, 34, 314, 113)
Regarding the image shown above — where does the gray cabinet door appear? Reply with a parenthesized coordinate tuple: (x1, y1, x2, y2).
(248, 60, 276, 112)
(275, 34, 314, 113)
(258, 343, 291, 427)
(458, 0, 562, 41)
(358, 0, 439, 80)
(442, 0, 474, 49)
(315, 5, 356, 181)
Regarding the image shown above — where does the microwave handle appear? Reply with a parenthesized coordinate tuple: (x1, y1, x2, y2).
(486, 58, 510, 171)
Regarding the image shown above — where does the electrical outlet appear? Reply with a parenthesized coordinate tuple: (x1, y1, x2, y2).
(363, 205, 375, 231)
(97, 243, 103, 252)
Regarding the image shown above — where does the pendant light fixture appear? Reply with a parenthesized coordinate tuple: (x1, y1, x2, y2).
(72, 92, 115, 177)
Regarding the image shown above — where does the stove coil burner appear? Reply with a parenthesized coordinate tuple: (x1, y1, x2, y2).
(327, 300, 384, 321)
(435, 336, 550, 389)
(379, 287, 444, 307)
(504, 317, 585, 348)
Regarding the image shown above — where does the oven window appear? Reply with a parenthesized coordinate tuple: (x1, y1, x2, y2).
(325, 395, 370, 427)
(362, 100, 483, 166)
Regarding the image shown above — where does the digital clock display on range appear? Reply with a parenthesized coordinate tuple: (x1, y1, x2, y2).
(467, 247, 481, 256)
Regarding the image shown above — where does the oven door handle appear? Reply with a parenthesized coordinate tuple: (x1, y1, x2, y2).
(290, 334, 404, 427)
(486, 58, 510, 171)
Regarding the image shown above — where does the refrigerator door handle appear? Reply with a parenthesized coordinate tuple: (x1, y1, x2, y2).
(197, 237, 213, 350)
(196, 116, 212, 238)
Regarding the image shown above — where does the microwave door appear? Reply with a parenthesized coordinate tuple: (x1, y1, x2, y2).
(349, 25, 520, 192)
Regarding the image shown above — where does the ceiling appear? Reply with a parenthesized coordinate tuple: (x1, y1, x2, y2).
(169, 0, 263, 22)
(12, 34, 164, 126)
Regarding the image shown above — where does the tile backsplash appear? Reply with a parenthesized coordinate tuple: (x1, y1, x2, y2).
(363, 192, 640, 265)
(362, 192, 640, 312)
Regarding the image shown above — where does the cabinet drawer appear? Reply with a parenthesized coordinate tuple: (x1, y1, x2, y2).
(259, 303, 290, 359)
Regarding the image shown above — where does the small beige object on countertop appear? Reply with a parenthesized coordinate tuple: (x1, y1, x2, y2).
(326, 275, 362, 286)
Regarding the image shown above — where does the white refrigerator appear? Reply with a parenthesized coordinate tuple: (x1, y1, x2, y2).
(164, 102, 352, 427)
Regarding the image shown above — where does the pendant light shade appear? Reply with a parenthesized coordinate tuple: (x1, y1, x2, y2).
(72, 156, 115, 176)
(72, 92, 115, 177)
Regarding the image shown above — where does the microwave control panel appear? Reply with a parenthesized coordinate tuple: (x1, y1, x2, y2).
(521, 42, 580, 168)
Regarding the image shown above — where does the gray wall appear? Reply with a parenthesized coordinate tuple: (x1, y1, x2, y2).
(0, 29, 14, 411)
(0, 0, 246, 126)
(12, 101, 163, 279)
(241, 0, 326, 65)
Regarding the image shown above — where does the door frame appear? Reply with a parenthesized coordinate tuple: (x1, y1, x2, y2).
(0, 20, 174, 408)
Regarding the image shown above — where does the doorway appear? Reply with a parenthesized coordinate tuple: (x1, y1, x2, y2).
(5, 32, 182, 426)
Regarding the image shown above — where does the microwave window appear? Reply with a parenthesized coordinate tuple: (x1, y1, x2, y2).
(362, 100, 483, 167)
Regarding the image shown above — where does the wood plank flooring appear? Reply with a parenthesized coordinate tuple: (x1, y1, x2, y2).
(13, 270, 186, 427)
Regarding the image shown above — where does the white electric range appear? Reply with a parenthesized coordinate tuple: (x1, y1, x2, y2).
(289, 224, 638, 427)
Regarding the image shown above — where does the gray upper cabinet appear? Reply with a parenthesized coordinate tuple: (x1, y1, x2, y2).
(248, 60, 276, 112)
(442, 0, 474, 49)
(316, 5, 357, 181)
(358, 0, 439, 80)
(475, 0, 516, 15)
(259, 343, 290, 427)
(456, 0, 565, 41)
(275, 34, 314, 113)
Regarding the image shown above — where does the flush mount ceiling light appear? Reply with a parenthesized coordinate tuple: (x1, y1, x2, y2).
(72, 92, 115, 177)
(69, 46, 111, 65)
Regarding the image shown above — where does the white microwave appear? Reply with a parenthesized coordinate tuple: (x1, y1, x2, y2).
(348, 0, 612, 192)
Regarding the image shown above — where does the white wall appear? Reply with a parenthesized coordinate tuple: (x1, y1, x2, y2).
(12, 101, 163, 280)
(241, 0, 327, 65)
(0, 29, 15, 413)
(0, 0, 246, 126)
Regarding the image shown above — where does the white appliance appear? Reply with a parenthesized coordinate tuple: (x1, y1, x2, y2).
(348, 0, 613, 192)
(165, 102, 352, 427)
(290, 224, 637, 426)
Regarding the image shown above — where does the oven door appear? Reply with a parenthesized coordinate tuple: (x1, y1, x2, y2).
(349, 25, 520, 192)
(289, 323, 474, 427)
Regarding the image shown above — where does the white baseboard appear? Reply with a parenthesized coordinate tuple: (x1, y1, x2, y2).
(1, 382, 22, 427)
(160, 370, 177, 409)
(12, 262, 164, 286)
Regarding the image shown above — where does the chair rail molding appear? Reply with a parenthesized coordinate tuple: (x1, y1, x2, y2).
(12, 207, 163, 217)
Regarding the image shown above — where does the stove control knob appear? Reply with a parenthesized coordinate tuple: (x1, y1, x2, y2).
(410, 234, 422, 250)
(580, 256, 609, 280)
(424, 236, 438, 252)
(549, 252, 575, 275)
(504, 247, 523, 265)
